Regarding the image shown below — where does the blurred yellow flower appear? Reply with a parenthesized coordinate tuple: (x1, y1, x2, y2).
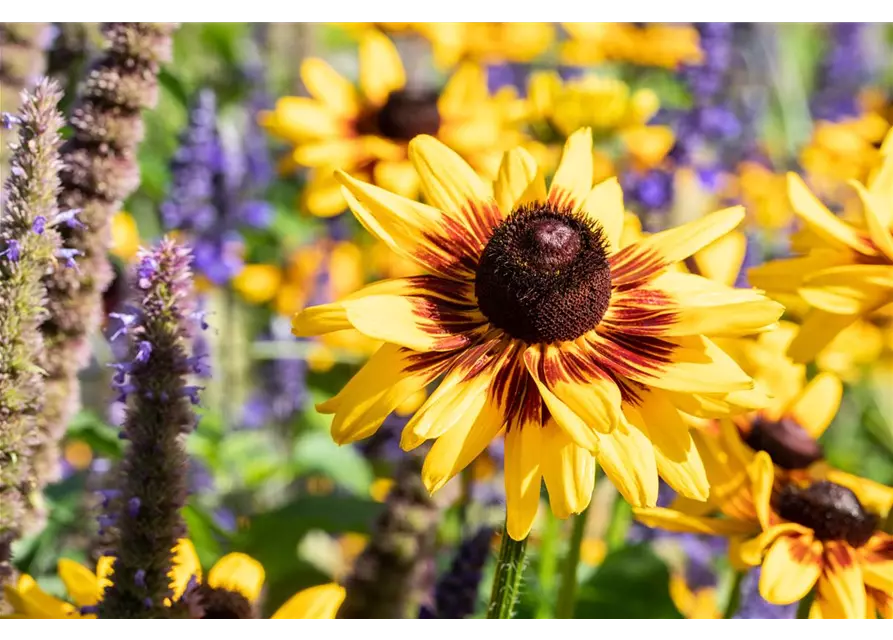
(749, 127, 893, 363)
(233, 264, 283, 305)
(416, 22, 556, 67)
(561, 23, 703, 69)
(733, 161, 793, 230)
(110, 211, 141, 262)
(669, 574, 721, 619)
(63, 440, 93, 471)
(261, 31, 523, 216)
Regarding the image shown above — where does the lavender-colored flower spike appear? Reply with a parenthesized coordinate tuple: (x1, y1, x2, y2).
(0, 23, 52, 177)
(428, 527, 495, 619)
(733, 567, 796, 619)
(337, 452, 440, 619)
(98, 238, 201, 619)
(0, 79, 65, 593)
(36, 23, 179, 491)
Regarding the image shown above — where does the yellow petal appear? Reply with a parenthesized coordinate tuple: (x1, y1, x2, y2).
(787, 172, 877, 256)
(233, 264, 283, 305)
(4, 574, 78, 618)
(303, 169, 348, 218)
(358, 31, 405, 106)
(57, 559, 102, 608)
(596, 420, 659, 507)
(300, 57, 359, 117)
(851, 180, 893, 261)
(652, 271, 784, 337)
(548, 127, 593, 210)
(208, 553, 266, 603)
(785, 372, 842, 439)
(293, 138, 363, 168)
(373, 160, 419, 200)
(787, 309, 861, 364)
(271, 583, 346, 619)
(523, 342, 621, 451)
(800, 265, 893, 315)
(437, 62, 488, 119)
(861, 536, 893, 593)
(634, 206, 745, 269)
(170, 539, 202, 600)
(541, 420, 596, 519)
(421, 394, 505, 493)
(96, 556, 115, 593)
(494, 146, 542, 216)
(408, 134, 492, 216)
(581, 177, 625, 251)
(632, 507, 758, 536)
(265, 97, 346, 142)
(504, 420, 544, 541)
(692, 230, 747, 287)
(747, 250, 849, 298)
(759, 534, 823, 604)
(818, 542, 867, 619)
(321, 343, 445, 445)
(632, 393, 708, 501)
(735, 523, 811, 566)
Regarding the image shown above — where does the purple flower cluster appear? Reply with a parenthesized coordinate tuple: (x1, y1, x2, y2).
(422, 527, 495, 619)
(98, 238, 208, 619)
(733, 567, 797, 619)
(811, 24, 869, 123)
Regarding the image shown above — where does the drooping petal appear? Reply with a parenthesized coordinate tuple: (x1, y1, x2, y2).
(409, 135, 507, 245)
(493, 146, 542, 216)
(860, 535, 893, 593)
(631, 392, 708, 501)
(271, 583, 346, 619)
(358, 31, 405, 106)
(3, 574, 77, 618)
(581, 177, 625, 252)
(735, 523, 813, 566)
(787, 309, 861, 364)
(759, 534, 823, 605)
(595, 419, 659, 507)
(300, 57, 360, 117)
(609, 207, 745, 285)
(437, 62, 488, 119)
(548, 127, 593, 211)
(262, 97, 349, 142)
(57, 559, 102, 609)
(692, 230, 747, 287)
(504, 418, 544, 541)
(337, 169, 488, 279)
(799, 265, 893, 315)
(748, 451, 775, 531)
(817, 542, 867, 619)
(170, 539, 202, 601)
(320, 344, 452, 444)
(523, 342, 621, 451)
(785, 372, 843, 439)
(541, 420, 596, 519)
(632, 507, 759, 536)
(787, 172, 877, 256)
(208, 553, 266, 603)
(850, 180, 893, 261)
(421, 394, 505, 494)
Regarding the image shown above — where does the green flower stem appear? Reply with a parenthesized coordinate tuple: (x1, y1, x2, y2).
(605, 492, 632, 551)
(535, 511, 560, 618)
(796, 588, 816, 619)
(555, 506, 590, 619)
(721, 570, 745, 619)
(486, 523, 529, 619)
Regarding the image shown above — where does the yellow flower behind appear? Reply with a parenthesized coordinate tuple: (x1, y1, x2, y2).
(110, 211, 141, 262)
(293, 128, 783, 540)
(749, 126, 893, 363)
(560, 23, 703, 69)
(261, 31, 523, 217)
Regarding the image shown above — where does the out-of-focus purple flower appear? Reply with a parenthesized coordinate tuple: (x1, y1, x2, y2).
(733, 567, 797, 619)
(811, 24, 869, 122)
(425, 527, 495, 619)
(622, 168, 674, 213)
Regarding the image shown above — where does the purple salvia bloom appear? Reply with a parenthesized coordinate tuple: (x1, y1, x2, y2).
(1, 113, 22, 129)
(0, 79, 65, 588)
(811, 24, 869, 122)
(32, 216, 47, 234)
(52, 208, 84, 229)
(36, 23, 179, 495)
(99, 238, 202, 619)
(56, 247, 80, 269)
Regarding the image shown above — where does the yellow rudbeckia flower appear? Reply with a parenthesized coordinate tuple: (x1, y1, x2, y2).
(560, 23, 703, 70)
(635, 455, 893, 619)
(261, 31, 523, 217)
(748, 127, 893, 363)
(292, 128, 783, 540)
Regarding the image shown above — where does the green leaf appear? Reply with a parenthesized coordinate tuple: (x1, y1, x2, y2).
(183, 502, 226, 569)
(573, 543, 684, 619)
(292, 431, 373, 495)
(66, 411, 124, 459)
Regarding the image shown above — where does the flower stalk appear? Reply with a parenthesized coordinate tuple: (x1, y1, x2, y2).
(337, 451, 439, 619)
(486, 524, 529, 619)
(98, 238, 203, 619)
(0, 78, 65, 592)
(36, 22, 178, 491)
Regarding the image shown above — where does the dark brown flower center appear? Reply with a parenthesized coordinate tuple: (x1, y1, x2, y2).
(742, 415, 824, 470)
(371, 89, 441, 141)
(777, 481, 879, 548)
(196, 584, 256, 619)
(475, 203, 612, 344)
